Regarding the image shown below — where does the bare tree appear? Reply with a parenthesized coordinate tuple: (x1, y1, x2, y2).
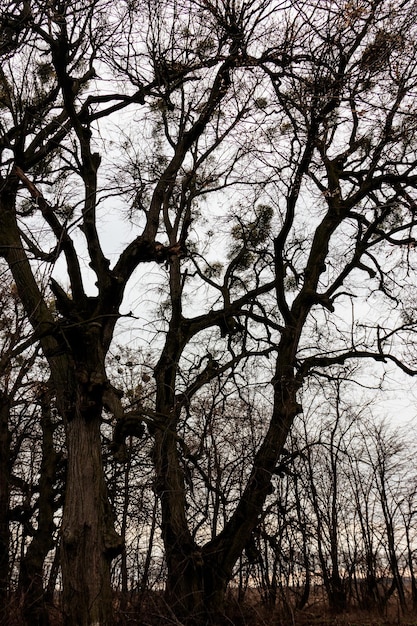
(2, 0, 417, 624)
(0, 271, 42, 618)
(0, 0, 270, 623)
(139, 0, 417, 621)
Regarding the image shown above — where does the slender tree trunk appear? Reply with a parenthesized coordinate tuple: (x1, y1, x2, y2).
(118, 443, 131, 613)
(153, 425, 206, 624)
(19, 390, 58, 626)
(405, 520, 417, 612)
(201, 394, 300, 586)
(379, 481, 406, 612)
(152, 263, 210, 622)
(45, 540, 60, 603)
(138, 497, 158, 603)
(293, 471, 311, 610)
(0, 394, 11, 614)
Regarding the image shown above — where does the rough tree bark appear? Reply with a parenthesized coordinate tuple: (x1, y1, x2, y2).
(59, 323, 123, 626)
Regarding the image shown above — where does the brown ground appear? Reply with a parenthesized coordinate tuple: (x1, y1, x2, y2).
(3, 592, 417, 625)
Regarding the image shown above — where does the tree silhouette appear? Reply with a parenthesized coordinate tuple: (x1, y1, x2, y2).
(1, 0, 417, 624)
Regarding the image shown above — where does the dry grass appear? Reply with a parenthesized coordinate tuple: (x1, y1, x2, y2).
(3, 590, 417, 626)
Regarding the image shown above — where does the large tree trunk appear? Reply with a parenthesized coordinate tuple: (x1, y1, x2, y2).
(60, 326, 123, 626)
(61, 407, 122, 626)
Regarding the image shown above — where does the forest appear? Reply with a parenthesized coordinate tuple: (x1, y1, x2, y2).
(1, 0, 417, 624)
